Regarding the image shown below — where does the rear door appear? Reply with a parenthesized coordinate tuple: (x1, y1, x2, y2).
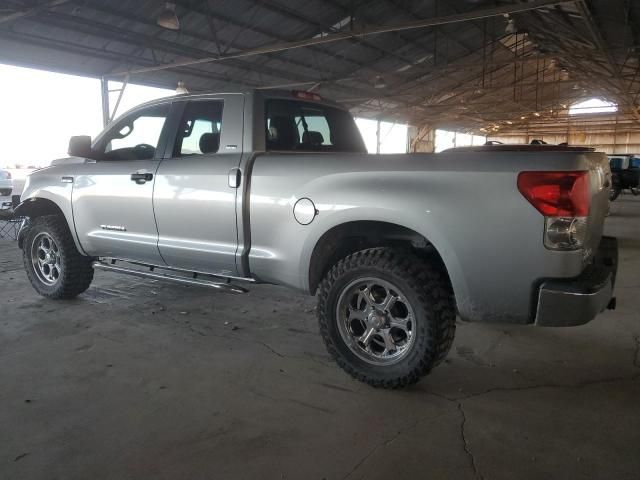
(72, 102, 172, 264)
(153, 95, 244, 276)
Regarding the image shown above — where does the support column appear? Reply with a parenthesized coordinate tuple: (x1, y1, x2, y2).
(100, 77, 110, 128)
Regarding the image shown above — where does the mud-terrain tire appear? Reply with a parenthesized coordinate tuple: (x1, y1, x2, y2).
(317, 247, 456, 388)
(22, 215, 94, 299)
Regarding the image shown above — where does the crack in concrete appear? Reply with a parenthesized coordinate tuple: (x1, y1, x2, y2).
(257, 341, 285, 358)
(340, 422, 422, 480)
(457, 403, 483, 480)
(455, 373, 640, 402)
(424, 371, 640, 480)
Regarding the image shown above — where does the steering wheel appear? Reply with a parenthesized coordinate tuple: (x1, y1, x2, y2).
(133, 143, 156, 159)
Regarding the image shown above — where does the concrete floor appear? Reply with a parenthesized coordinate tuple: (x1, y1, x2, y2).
(1, 198, 639, 480)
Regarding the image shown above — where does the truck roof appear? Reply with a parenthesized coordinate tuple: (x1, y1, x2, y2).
(130, 88, 345, 111)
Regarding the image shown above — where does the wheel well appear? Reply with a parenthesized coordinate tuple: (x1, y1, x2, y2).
(15, 198, 67, 249)
(308, 221, 451, 294)
(15, 198, 65, 219)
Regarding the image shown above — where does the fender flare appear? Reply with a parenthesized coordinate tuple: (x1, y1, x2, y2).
(12, 198, 76, 251)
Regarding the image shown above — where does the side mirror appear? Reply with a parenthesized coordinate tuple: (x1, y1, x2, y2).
(68, 135, 93, 158)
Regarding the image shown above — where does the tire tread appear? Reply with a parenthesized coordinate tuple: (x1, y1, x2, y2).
(317, 247, 456, 388)
(22, 215, 94, 299)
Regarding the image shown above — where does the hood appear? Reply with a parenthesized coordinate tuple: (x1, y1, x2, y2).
(50, 156, 88, 166)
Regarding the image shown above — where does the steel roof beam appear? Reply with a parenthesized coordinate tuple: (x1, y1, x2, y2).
(111, 0, 578, 77)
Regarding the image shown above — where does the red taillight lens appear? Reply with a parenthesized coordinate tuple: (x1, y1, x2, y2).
(517, 171, 590, 217)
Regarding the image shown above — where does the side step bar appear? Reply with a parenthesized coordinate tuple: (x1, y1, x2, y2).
(92, 261, 248, 294)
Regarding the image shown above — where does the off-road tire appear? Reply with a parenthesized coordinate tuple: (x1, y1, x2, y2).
(317, 247, 456, 388)
(22, 215, 94, 299)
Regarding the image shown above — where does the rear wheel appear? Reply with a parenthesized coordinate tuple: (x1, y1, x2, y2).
(317, 248, 456, 388)
(22, 215, 94, 299)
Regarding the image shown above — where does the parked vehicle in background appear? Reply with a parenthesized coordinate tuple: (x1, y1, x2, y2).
(0, 169, 13, 197)
(14, 89, 618, 388)
(608, 154, 640, 201)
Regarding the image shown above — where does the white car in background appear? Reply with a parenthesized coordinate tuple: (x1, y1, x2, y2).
(0, 169, 13, 197)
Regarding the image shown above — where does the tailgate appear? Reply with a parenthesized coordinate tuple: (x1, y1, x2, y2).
(584, 152, 611, 261)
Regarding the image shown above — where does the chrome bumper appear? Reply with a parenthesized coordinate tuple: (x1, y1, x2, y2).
(535, 236, 618, 327)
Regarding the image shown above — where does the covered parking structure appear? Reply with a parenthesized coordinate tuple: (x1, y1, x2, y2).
(1, 1, 639, 479)
(2, 0, 640, 142)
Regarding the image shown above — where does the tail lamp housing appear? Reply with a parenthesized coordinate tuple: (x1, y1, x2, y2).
(517, 171, 590, 251)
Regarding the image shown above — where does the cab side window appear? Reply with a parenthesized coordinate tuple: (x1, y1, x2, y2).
(173, 101, 224, 157)
(100, 104, 169, 161)
(265, 99, 366, 152)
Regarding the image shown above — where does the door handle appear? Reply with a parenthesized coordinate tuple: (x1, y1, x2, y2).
(228, 168, 242, 188)
(131, 172, 153, 184)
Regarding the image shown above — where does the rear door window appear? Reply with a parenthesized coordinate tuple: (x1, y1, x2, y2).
(173, 101, 224, 157)
(265, 99, 366, 153)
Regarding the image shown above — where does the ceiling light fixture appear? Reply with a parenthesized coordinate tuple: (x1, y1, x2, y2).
(176, 81, 188, 94)
(373, 75, 387, 89)
(157, 2, 180, 30)
(504, 14, 517, 35)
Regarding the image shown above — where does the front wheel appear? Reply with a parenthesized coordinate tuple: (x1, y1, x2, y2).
(317, 248, 456, 388)
(22, 215, 94, 299)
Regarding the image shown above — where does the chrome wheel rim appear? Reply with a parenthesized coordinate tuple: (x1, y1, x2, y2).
(336, 277, 416, 365)
(31, 232, 61, 286)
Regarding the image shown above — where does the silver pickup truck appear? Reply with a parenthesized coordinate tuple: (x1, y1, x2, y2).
(15, 89, 618, 388)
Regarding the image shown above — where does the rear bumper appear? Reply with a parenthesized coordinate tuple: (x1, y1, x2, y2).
(534, 236, 618, 327)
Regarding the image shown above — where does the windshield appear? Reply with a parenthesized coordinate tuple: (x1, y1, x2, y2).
(265, 99, 366, 153)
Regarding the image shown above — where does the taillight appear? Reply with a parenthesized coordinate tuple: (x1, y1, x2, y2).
(517, 171, 589, 216)
(517, 171, 590, 251)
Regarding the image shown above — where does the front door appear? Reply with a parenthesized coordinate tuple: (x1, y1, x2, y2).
(72, 102, 171, 264)
(153, 96, 243, 276)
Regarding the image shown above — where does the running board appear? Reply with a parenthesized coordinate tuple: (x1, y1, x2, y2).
(92, 261, 248, 294)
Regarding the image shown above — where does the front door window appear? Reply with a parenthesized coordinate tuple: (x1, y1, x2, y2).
(98, 104, 170, 161)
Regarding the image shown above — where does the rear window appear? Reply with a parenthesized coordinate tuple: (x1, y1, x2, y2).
(609, 157, 624, 170)
(630, 157, 640, 168)
(265, 99, 366, 153)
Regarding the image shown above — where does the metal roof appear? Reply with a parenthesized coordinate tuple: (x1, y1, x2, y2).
(1, 0, 639, 132)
